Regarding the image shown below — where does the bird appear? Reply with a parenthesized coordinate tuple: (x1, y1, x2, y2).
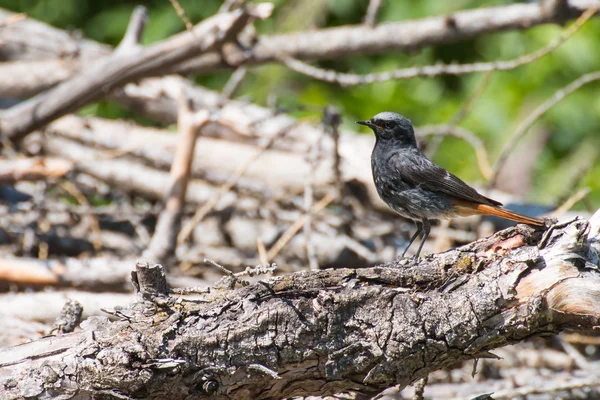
(357, 111, 544, 259)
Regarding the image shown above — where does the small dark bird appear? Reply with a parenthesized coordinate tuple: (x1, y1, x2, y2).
(357, 111, 544, 258)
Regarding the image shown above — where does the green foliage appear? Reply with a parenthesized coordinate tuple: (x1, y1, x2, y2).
(2, 0, 599, 209)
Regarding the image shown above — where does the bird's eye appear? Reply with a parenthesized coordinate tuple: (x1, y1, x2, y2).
(384, 121, 392, 129)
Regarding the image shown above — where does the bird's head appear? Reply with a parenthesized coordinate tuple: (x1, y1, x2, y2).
(357, 112, 417, 147)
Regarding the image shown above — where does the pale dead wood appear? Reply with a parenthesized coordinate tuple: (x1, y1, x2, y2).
(0, 218, 598, 399)
(176, 122, 289, 245)
(43, 135, 243, 207)
(2, 1, 600, 100)
(280, 4, 599, 86)
(0, 157, 72, 184)
(0, 256, 209, 293)
(143, 88, 210, 262)
(266, 192, 336, 261)
(176, 0, 600, 75)
(416, 125, 492, 180)
(0, 4, 272, 142)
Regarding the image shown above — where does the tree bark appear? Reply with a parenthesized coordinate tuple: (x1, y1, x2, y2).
(1, 217, 599, 399)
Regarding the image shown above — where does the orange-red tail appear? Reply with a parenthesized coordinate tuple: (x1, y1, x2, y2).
(474, 204, 545, 226)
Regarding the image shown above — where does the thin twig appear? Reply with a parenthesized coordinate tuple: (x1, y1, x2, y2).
(168, 0, 194, 31)
(256, 238, 269, 267)
(266, 192, 336, 262)
(488, 70, 600, 188)
(555, 336, 592, 370)
(177, 128, 287, 245)
(551, 187, 591, 217)
(425, 71, 493, 159)
(304, 136, 322, 271)
(222, 67, 248, 99)
(281, 5, 599, 86)
(363, 0, 383, 27)
(449, 70, 494, 126)
(170, 286, 211, 295)
(416, 125, 492, 179)
(235, 263, 277, 277)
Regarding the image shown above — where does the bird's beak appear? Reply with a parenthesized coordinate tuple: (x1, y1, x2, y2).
(356, 120, 370, 127)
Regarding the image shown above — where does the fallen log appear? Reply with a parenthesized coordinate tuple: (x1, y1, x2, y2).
(1, 216, 599, 399)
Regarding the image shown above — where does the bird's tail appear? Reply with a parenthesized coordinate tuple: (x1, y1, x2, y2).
(475, 204, 545, 226)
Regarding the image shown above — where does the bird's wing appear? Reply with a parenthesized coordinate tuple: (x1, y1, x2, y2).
(391, 151, 502, 206)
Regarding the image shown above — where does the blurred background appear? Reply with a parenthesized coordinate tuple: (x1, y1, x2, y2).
(2, 0, 599, 207)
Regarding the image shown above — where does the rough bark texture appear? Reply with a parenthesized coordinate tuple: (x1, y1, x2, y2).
(1, 218, 599, 399)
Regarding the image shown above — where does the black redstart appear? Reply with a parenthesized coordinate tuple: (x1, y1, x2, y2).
(357, 111, 544, 258)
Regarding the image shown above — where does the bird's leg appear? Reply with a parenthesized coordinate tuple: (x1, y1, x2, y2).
(413, 219, 431, 259)
(400, 221, 423, 259)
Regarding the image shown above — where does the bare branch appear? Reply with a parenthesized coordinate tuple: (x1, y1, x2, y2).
(488, 71, 600, 188)
(177, 123, 287, 245)
(144, 88, 210, 262)
(279, 4, 599, 86)
(416, 125, 492, 180)
(363, 0, 383, 27)
(222, 67, 248, 99)
(0, 4, 272, 142)
(2, 1, 600, 97)
(168, 0, 194, 31)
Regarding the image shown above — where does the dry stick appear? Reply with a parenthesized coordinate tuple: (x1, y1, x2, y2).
(450, 71, 494, 126)
(304, 137, 323, 271)
(551, 187, 591, 217)
(144, 91, 210, 262)
(168, 0, 194, 31)
(0, 4, 272, 142)
(266, 192, 336, 262)
(177, 129, 285, 244)
(1, 1, 599, 92)
(256, 238, 269, 267)
(280, 5, 599, 86)
(0, 157, 72, 184)
(363, 0, 383, 27)
(488, 70, 600, 188)
(416, 125, 493, 179)
(424, 71, 493, 175)
(555, 336, 592, 370)
(222, 67, 248, 99)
